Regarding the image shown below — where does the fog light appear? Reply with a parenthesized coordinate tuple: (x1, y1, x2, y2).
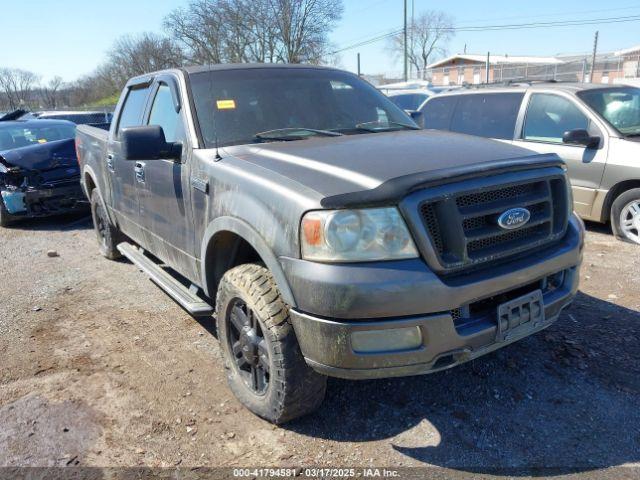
(351, 327, 423, 353)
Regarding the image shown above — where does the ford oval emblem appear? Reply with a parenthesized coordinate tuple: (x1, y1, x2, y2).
(497, 207, 531, 230)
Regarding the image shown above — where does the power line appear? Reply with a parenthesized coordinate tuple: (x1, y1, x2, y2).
(331, 29, 403, 54)
(451, 14, 640, 32)
(453, 4, 640, 27)
(331, 14, 640, 54)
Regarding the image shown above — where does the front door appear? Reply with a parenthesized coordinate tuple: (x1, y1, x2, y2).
(515, 92, 609, 217)
(136, 77, 197, 281)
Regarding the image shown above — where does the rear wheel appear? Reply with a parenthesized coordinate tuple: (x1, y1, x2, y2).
(0, 196, 14, 227)
(216, 263, 327, 424)
(611, 188, 640, 245)
(90, 189, 122, 259)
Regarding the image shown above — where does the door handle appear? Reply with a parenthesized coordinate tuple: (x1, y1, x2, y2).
(134, 162, 145, 183)
(106, 153, 115, 172)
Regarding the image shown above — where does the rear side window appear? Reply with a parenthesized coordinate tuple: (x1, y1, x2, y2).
(523, 93, 590, 143)
(117, 86, 150, 135)
(421, 96, 457, 130)
(450, 93, 524, 140)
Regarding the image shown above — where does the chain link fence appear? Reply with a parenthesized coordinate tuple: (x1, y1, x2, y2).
(421, 54, 640, 87)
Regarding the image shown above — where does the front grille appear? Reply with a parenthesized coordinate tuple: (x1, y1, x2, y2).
(456, 182, 538, 208)
(415, 175, 569, 273)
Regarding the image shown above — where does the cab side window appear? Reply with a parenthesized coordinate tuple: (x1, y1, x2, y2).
(117, 86, 150, 136)
(421, 96, 457, 130)
(148, 84, 184, 143)
(523, 94, 589, 143)
(450, 93, 524, 140)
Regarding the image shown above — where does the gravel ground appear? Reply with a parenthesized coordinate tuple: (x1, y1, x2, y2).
(0, 214, 639, 478)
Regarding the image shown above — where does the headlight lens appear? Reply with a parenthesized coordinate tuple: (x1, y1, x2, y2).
(301, 207, 419, 262)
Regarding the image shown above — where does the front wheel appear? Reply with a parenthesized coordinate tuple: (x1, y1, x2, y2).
(90, 189, 123, 259)
(611, 188, 640, 245)
(216, 263, 327, 424)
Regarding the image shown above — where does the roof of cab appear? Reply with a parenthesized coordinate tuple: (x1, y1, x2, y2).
(124, 63, 346, 88)
(181, 63, 342, 75)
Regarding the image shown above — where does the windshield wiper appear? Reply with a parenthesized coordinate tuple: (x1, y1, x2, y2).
(354, 121, 420, 132)
(254, 128, 343, 142)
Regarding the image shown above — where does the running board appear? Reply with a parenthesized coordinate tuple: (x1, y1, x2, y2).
(117, 242, 213, 317)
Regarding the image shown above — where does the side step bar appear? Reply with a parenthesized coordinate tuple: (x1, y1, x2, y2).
(117, 242, 213, 317)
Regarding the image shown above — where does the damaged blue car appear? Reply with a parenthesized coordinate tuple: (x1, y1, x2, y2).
(0, 118, 87, 226)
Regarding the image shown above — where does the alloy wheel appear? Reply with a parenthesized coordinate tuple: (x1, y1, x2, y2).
(620, 200, 640, 245)
(226, 299, 270, 395)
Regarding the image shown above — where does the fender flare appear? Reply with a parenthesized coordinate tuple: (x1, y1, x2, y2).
(83, 165, 118, 227)
(200, 216, 297, 307)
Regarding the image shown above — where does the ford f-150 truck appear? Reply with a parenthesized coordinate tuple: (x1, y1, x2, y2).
(76, 64, 584, 423)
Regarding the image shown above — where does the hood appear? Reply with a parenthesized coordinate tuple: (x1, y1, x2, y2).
(0, 138, 78, 172)
(228, 130, 563, 207)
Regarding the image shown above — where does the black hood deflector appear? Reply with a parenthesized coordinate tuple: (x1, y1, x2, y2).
(320, 154, 565, 209)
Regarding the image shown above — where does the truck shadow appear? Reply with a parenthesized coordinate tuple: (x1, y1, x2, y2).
(288, 291, 640, 475)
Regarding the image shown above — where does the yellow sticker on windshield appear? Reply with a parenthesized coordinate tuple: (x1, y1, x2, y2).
(37, 139, 47, 144)
(216, 99, 236, 110)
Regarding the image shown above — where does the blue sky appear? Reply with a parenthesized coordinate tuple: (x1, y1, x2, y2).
(1, 0, 639, 81)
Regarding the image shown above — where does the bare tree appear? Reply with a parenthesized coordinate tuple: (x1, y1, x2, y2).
(108, 32, 186, 87)
(164, 0, 343, 65)
(0, 68, 41, 110)
(38, 76, 64, 109)
(387, 11, 454, 79)
(164, 1, 226, 64)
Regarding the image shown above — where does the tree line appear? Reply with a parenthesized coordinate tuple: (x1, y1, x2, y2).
(1, 0, 454, 111)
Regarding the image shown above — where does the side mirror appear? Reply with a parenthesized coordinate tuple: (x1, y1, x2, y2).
(121, 125, 182, 161)
(408, 110, 424, 128)
(562, 129, 600, 148)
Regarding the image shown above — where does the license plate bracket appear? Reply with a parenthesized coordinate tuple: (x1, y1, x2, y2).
(496, 289, 545, 342)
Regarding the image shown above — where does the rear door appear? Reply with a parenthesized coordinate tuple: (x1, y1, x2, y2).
(108, 81, 152, 243)
(136, 75, 197, 280)
(514, 91, 608, 217)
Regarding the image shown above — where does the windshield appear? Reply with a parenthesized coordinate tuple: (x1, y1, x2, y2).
(189, 68, 416, 148)
(0, 123, 76, 150)
(388, 93, 430, 110)
(578, 87, 640, 136)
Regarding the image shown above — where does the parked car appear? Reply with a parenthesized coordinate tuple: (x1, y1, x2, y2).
(0, 119, 86, 226)
(77, 64, 583, 423)
(32, 110, 113, 125)
(386, 89, 433, 112)
(379, 82, 455, 113)
(419, 83, 640, 244)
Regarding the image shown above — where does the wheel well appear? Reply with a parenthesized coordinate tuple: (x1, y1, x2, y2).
(204, 231, 262, 298)
(84, 173, 96, 196)
(602, 180, 640, 222)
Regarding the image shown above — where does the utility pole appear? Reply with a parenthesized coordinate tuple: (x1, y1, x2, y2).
(403, 0, 408, 81)
(410, 0, 414, 78)
(485, 52, 490, 84)
(590, 31, 599, 83)
(357, 53, 361, 77)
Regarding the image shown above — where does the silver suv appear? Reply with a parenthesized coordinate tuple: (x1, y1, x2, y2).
(420, 83, 640, 244)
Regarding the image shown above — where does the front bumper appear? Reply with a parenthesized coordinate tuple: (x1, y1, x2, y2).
(1, 182, 87, 218)
(286, 215, 584, 380)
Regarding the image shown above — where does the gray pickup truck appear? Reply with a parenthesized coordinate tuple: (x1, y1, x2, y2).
(76, 64, 584, 423)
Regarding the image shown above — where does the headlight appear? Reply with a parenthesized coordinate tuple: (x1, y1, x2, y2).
(301, 207, 419, 262)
